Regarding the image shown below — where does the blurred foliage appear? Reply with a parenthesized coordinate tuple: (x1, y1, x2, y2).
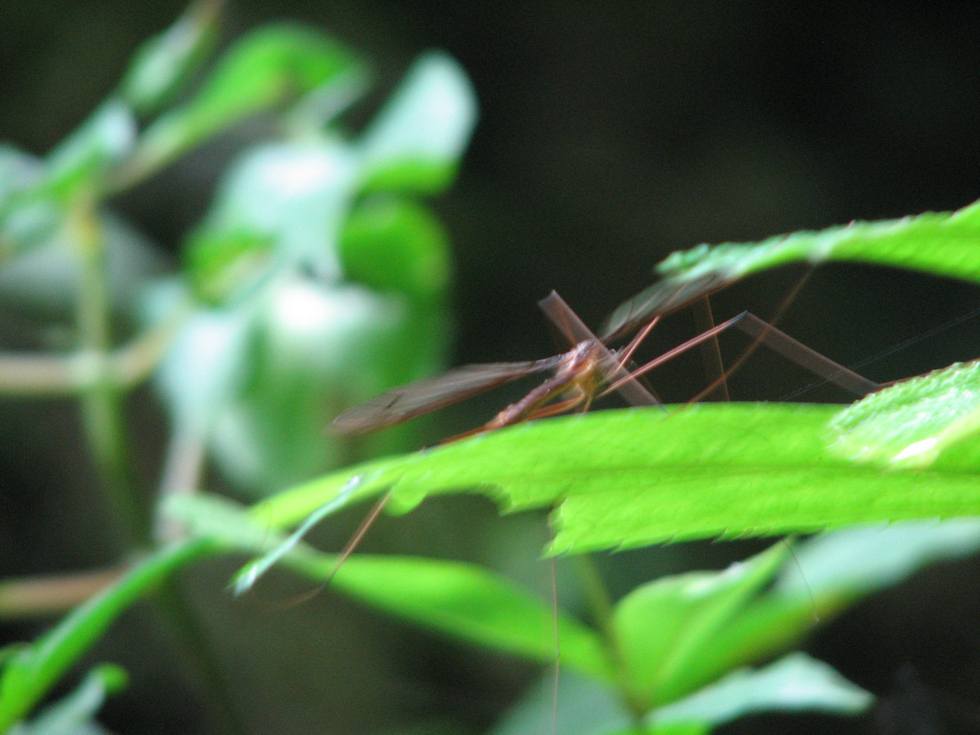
(0, 3, 978, 735)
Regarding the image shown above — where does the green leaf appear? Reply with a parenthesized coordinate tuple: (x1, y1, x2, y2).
(658, 519, 980, 700)
(182, 227, 275, 304)
(491, 653, 872, 735)
(778, 518, 980, 599)
(126, 24, 364, 180)
(165, 493, 615, 681)
(195, 139, 360, 277)
(40, 100, 137, 200)
(230, 477, 362, 595)
(293, 552, 613, 681)
(339, 197, 451, 300)
(151, 287, 254, 436)
(358, 52, 477, 194)
(605, 199, 980, 337)
(0, 148, 60, 262)
(0, 541, 210, 731)
(118, 0, 222, 116)
(830, 360, 980, 468)
(204, 276, 445, 494)
(612, 544, 786, 708)
(490, 671, 631, 735)
(651, 653, 872, 730)
(10, 664, 126, 735)
(251, 403, 980, 556)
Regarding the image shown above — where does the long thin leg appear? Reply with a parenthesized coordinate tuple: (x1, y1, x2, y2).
(616, 315, 661, 370)
(603, 311, 880, 399)
(690, 296, 730, 402)
(522, 394, 586, 422)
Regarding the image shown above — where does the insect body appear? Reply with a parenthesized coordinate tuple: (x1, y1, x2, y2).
(331, 292, 661, 438)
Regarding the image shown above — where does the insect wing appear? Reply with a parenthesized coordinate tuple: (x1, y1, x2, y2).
(602, 272, 729, 341)
(331, 358, 564, 435)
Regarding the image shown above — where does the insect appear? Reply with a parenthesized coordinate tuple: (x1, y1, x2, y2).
(331, 291, 664, 439)
(332, 283, 880, 439)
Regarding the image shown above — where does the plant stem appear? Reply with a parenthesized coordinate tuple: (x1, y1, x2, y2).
(72, 201, 150, 547)
(69, 202, 244, 734)
(0, 314, 181, 397)
(573, 555, 648, 726)
(0, 566, 126, 619)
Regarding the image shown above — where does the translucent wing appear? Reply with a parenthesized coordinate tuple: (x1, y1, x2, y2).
(331, 357, 564, 435)
(602, 272, 730, 341)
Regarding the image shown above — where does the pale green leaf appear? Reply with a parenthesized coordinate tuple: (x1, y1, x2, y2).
(651, 653, 872, 729)
(41, 100, 137, 199)
(119, 0, 221, 116)
(490, 671, 630, 735)
(358, 52, 477, 193)
(126, 25, 363, 179)
(10, 664, 126, 735)
(830, 360, 980, 468)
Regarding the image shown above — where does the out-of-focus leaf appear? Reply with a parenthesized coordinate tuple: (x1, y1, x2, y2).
(339, 197, 450, 300)
(127, 25, 364, 179)
(42, 101, 137, 200)
(650, 653, 872, 730)
(612, 544, 787, 707)
(0, 148, 60, 262)
(0, 148, 41, 203)
(490, 670, 631, 735)
(250, 403, 980, 556)
(177, 137, 455, 493)
(230, 477, 362, 595)
(491, 654, 872, 735)
(9, 664, 126, 735)
(664, 519, 980, 699)
(604, 198, 980, 338)
(206, 277, 445, 494)
(0, 541, 210, 731)
(165, 492, 615, 681)
(183, 227, 274, 304)
(778, 518, 980, 598)
(830, 360, 980, 468)
(150, 283, 254, 435)
(358, 52, 477, 194)
(119, 0, 222, 116)
(196, 139, 359, 279)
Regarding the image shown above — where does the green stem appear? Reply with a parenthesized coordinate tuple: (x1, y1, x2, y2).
(0, 313, 182, 397)
(71, 201, 149, 547)
(0, 566, 126, 619)
(573, 555, 647, 726)
(68, 203, 243, 734)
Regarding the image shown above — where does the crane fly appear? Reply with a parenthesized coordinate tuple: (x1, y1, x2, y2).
(332, 283, 881, 439)
(331, 291, 663, 439)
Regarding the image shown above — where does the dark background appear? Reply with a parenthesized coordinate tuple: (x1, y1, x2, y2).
(1, 2, 979, 734)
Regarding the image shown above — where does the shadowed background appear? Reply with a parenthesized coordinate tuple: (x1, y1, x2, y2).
(1, 2, 978, 734)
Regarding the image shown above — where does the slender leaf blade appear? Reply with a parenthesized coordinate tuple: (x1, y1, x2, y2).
(165, 492, 615, 681)
(605, 199, 980, 337)
(651, 653, 872, 730)
(254, 401, 979, 555)
(0, 542, 211, 730)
